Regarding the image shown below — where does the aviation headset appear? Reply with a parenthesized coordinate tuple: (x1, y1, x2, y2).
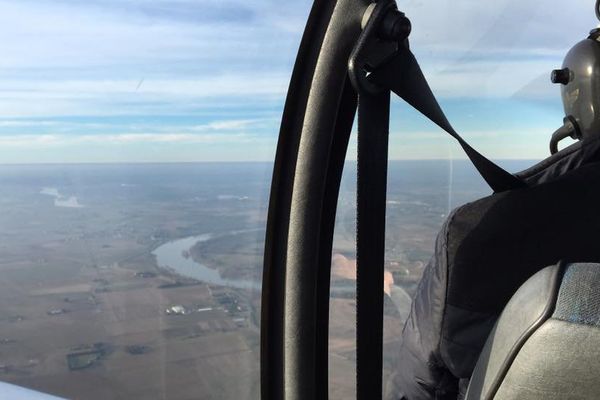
(550, 0, 600, 153)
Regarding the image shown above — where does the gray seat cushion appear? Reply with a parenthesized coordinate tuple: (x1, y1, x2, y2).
(466, 262, 600, 400)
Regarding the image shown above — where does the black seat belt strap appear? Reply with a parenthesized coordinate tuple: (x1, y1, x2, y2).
(368, 45, 527, 193)
(351, 4, 399, 399)
(356, 89, 390, 400)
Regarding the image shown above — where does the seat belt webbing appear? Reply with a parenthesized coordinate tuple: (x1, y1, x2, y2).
(369, 45, 527, 193)
(356, 90, 390, 400)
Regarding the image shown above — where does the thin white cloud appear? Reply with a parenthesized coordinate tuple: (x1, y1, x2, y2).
(0, 76, 289, 97)
(97, 133, 255, 144)
(0, 135, 62, 147)
(204, 118, 269, 131)
(0, 120, 61, 127)
(0, 132, 257, 147)
(0, 76, 289, 117)
(0, 116, 275, 146)
(0, 117, 275, 133)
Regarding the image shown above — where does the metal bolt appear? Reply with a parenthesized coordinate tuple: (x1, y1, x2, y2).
(379, 9, 411, 42)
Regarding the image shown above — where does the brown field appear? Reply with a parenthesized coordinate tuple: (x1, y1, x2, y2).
(0, 240, 260, 400)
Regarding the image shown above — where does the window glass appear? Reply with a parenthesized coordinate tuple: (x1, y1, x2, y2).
(2, 0, 598, 399)
(0, 1, 311, 398)
(329, 1, 597, 398)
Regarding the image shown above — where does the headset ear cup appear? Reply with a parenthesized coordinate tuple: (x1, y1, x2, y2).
(553, 37, 600, 144)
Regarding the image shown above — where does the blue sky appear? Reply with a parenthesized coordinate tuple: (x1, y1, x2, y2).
(0, 0, 597, 163)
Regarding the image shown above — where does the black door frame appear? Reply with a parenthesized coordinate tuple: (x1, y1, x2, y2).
(261, 0, 370, 399)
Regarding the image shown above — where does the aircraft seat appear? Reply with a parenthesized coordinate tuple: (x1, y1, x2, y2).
(466, 262, 600, 399)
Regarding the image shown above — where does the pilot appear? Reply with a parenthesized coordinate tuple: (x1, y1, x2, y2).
(394, 16, 600, 400)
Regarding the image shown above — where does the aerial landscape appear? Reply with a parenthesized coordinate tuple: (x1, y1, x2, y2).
(0, 0, 581, 398)
(0, 160, 529, 399)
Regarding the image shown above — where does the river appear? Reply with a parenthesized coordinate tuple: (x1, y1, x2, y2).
(152, 232, 412, 322)
(152, 233, 258, 290)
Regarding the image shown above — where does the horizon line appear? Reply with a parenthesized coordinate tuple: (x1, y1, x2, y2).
(0, 158, 543, 167)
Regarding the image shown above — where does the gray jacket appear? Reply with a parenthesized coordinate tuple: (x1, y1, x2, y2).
(396, 140, 600, 399)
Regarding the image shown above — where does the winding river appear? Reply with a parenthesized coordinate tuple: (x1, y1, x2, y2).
(152, 233, 258, 290)
(152, 232, 412, 322)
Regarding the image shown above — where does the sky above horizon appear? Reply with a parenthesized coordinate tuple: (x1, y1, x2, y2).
(0, 0, 597, 164)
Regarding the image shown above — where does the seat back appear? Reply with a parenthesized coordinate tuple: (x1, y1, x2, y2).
(466, 262, 600, 399)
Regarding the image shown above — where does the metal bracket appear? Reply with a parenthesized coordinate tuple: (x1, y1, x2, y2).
(348, 0, 411, 94)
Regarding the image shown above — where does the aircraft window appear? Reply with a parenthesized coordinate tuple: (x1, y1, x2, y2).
(0, 1, 311, 398)
(329, 1, 597, 398)
(1, 0, 597, 399)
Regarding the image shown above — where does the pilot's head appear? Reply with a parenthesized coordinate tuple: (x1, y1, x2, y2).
(550, 2, 600, 153)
